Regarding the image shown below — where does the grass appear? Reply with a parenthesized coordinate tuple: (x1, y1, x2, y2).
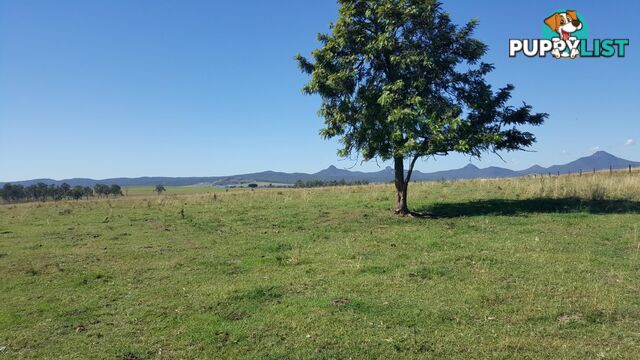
(123, 185, 222, 196)
(1, 172, 640, 359)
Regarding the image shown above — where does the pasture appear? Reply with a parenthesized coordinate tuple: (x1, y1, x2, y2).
(122, 185, 222, 196)
(1, 172, 640, 359)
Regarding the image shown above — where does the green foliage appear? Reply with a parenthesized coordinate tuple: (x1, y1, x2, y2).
(83, 186, 94, 199)
(296, 0, 546, 162)
(1, 183, 25, 202)
(109, 184, 123, 196)
(60, 183, 71, 198)
(154, 184, 166, 194)
(1, 182, 103, 203)
(94, 184, 123, 198)
(0, 183, 126, 203)
(71, 186, 85, 200)
(93, 184, 110, 197)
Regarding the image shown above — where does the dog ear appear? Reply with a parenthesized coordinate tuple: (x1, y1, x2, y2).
(544, 13, 560, 31)
(566, 10, 578, 21)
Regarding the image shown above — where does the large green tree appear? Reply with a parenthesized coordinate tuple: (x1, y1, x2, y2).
(296, 0, 546, 215)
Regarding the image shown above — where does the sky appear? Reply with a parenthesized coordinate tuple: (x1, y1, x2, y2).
(0, 0, 638, 181)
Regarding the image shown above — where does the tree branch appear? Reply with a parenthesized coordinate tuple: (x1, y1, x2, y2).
(405, 154, 420, 186)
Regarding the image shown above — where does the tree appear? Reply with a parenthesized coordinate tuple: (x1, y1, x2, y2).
(36, 183, 49, 201)
(13, 184, 25, 201)
(83, 186, 94, 200)
(1, 183, 96, 203)
(1, 184, 15, 202)
(155, 184, 166, 195)
(94, 184, 109, 197)
(48, 184, 61, 200)
(60, 183, 71, 199)
(109, 184, 123, 197)
(71, 186, 85, 200)
(296, 0, 546, 215)
(24, 185, 37, 201)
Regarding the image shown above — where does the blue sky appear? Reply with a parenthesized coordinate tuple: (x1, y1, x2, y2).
(0, 0, 638, 181)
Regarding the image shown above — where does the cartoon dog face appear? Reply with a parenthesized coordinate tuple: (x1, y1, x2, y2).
(544, 10, 583, 40)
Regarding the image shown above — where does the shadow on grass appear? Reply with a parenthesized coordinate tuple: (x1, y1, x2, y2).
(415, 198, 640, 218)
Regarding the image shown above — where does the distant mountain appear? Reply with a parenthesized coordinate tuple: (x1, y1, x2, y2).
(409, 163, 520, 181)
(520, 165, 547, 174)
(2, 151, 639, 187)
(545, 151, 637, 174)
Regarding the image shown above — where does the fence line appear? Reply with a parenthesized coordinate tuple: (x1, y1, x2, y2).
(530, 164, 639, 178)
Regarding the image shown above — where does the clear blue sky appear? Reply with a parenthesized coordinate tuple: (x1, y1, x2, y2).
(1, 0, 638, 181)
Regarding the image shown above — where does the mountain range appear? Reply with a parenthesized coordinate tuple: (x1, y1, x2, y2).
(2, 151, 639, 187)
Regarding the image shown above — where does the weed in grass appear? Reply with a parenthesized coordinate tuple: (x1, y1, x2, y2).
(409, 266, 448, 280)
(233, 286, 283, 303)
(118, 351, 145, 360)
(264, 242, 293, 253)
(25, 267, 40, 276)
(360, 265, 388, 274)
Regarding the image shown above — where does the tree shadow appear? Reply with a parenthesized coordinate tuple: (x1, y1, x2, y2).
(415, 198, 640, 218)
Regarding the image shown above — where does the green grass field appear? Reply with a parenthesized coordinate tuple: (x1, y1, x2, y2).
(123, 185, 223, 196)
(1, 173, 640, 359)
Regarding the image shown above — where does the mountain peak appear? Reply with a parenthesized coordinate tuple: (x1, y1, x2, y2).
(463, 163, 479, 169)
(525, 164, 545, 171)
(314, 165, 348, 176)
(591, 150, 613, 157)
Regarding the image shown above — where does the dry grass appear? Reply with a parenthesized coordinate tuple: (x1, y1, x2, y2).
(502, 170, 640, 201)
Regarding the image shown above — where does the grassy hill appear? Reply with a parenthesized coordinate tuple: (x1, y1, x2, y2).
(1, 171, 640, 359)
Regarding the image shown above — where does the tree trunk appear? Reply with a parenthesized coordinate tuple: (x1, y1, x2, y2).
(394, 156, 409, 215)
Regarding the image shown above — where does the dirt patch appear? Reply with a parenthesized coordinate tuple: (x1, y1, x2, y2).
(226, 312, 248, 321)
(557, 313, 583, 323)
(226, 267, 242, 275)
(331, 298, 349, 306)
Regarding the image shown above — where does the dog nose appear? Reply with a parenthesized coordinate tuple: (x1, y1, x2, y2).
(571, 19, 581, 27)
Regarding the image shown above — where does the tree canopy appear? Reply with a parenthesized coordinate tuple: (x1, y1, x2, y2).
(296, 0, 546, 215)
(1, 183, 116, 203)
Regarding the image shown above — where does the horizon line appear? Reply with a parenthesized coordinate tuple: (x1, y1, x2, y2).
(2, 150, 637, 183)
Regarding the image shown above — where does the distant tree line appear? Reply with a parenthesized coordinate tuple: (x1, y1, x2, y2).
(293, 179, 369, 188)
(0, 183, 123, 203)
